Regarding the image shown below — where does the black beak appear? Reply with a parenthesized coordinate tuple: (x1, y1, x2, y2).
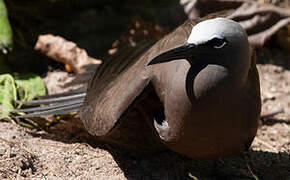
(148, 43, 197, 66)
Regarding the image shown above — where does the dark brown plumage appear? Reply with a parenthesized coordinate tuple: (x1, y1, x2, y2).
(80, 18, 261, 159)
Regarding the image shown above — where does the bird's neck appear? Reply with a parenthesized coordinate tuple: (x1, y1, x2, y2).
(186, 63, 245, 104)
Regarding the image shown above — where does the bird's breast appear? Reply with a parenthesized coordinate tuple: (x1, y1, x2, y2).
(157, 63, 257, 159)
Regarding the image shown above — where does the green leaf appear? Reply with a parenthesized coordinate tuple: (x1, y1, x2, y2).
(14, 73, 46, 102)
(0, 74, 17, 119)
(0, 73, 46, 119)
(0, 0, 13, 54)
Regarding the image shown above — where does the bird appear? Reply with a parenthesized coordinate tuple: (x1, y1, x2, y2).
(11, 17, 261, 159)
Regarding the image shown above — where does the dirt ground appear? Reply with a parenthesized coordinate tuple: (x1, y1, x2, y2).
(0, 47, 290, 179)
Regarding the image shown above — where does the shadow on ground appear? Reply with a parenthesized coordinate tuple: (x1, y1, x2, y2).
(25, 117, 290, 180)
(109, 150, 290, 180)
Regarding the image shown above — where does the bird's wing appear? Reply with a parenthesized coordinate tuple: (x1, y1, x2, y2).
(80, 21, 195, 136)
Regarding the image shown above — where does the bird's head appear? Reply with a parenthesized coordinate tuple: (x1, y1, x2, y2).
(148, 18, 251, 81)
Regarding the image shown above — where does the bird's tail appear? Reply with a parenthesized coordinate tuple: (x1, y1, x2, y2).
(10, 88, 87, 118)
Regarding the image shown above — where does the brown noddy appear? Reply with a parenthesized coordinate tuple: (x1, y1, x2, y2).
(12, 18, 261, 159)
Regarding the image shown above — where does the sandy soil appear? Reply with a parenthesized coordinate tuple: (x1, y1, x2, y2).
(0, 49, 289, 179)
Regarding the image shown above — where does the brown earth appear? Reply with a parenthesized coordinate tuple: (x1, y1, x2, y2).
(0, 48, 289, 179)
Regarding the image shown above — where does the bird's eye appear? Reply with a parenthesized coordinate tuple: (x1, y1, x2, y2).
(208, 37, 226, 49)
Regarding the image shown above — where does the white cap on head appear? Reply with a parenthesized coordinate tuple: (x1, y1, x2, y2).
(187, 18, 248, 45)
